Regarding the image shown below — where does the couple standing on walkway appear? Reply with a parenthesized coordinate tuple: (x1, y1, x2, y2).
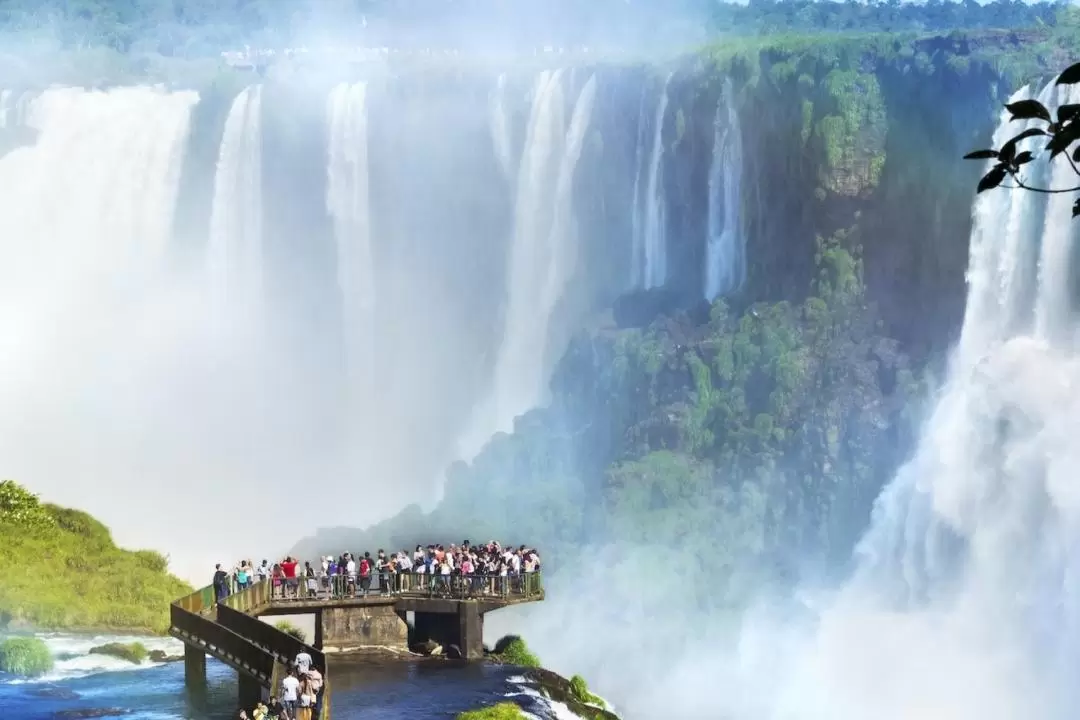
(279, 649, 324, 720)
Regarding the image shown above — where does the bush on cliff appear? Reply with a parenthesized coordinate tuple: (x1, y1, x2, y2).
(492, 635, 541, 668)
(0, 637, 53, 677)
(89, 642, 148, 664)
(570, 675, 606, 708)
(0, 480, 192, 633)
(274, 621, 307, 643)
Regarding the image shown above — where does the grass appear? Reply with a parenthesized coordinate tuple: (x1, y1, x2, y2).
(456, 703, 526, 720)
(491, 635, 541, 668)
(274, 620, 307, 643)
(0, 637, 53, 677)
(89, 641, 148, 664)
(0, 481, 192, 633)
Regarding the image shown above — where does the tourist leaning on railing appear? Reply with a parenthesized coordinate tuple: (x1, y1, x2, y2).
(217, 541, 542, 601)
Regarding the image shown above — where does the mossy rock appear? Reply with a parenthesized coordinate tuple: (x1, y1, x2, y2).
(527, 668, 620, 720)
(455, 703, 527, 720)
(89, 642, 148, 664)
(0, 636, 54, 677)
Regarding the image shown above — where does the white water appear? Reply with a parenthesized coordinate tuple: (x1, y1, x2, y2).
(638, 75, 670, 290)
(456, 71, 598, 462)
(0, 633, 185, 684)
(491, 73, 516, 181)
(723, 80, 1080, 720)
(327, 82, 375, 415)
(705, 78, 745, 301)
(628, 85, 650, 290)
(207, 85, 263, 317)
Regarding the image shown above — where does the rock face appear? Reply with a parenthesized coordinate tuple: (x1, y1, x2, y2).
(147, 650, 183, 663)
(526, 668, 620, 720)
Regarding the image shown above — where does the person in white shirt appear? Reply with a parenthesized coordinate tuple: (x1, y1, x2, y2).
(281, 669, 301, 717)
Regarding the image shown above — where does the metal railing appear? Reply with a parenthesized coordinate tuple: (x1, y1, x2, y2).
(174, 583, 217, 615)
(266, 571, 544, 602)
(219, 578, 273, 614)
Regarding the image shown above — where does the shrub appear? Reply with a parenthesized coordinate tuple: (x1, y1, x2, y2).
(570, 675, 606, 708)
(0, 637, 53, 677)
(89, 642, 148, 664)
(456, 703, 526, 720)
(492, 635, 540, 668)
(274, 621, 307, 643)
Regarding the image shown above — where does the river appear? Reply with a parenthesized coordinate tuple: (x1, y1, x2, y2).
(0, 632, 574, 719)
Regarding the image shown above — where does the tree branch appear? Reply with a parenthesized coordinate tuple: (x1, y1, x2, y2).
(1006, 175, 1080, 194)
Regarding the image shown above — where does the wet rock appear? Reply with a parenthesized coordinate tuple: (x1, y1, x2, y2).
(410, 640, 442, 656)
(445, 644, 462, 660)
(147, 650, 183, 663)
(525, 668, 621, 720)
(53, 709, 132, 719)
(31, 688, 80, 700)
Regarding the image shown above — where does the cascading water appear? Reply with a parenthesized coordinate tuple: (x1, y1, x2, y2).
(455, 71, 598, 462)
(326, 81, 375, 412)
(761, 80, 1080, 720)
(637, 74, 670, 290)
(704, 78, 745, 301)
(491, 73, 516, 181)
(207, 85, 263, 315)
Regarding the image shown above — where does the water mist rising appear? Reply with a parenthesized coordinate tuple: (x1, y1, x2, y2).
(705, 78, 745, 300)
(456, 71, 598, 462)
(326, 82, 375, 418)
(493, 81, 1080, 720)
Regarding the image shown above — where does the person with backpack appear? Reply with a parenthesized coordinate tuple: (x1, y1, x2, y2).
(358, 552, 372, 597)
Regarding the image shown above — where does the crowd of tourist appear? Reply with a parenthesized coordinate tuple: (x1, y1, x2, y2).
(214, 541, 541, 602)
(236, 650, 324, 720)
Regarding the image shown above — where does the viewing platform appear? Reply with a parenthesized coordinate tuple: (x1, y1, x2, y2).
(169, 572, 544, 716)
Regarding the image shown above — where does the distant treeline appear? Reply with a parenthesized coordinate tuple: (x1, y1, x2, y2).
(0, 0, 1065, 56)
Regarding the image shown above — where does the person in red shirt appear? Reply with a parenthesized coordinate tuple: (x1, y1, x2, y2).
(281, 556, 299, 598)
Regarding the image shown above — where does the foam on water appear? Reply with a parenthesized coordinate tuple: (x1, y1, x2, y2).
(2, 632, 184, 685)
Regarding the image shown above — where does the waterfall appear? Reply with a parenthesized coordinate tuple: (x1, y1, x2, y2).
(704, 78, 745, 301)
(0, 90, 10, 127)
(207, 86, 263, 314)
(637, 75, 670, 290)
(629, 84, 649, 289)
(326, 82, 374, 409)
(491, 73, 515, 181)
(455, 71, 598, 463)
(775, 80, 1080, 720)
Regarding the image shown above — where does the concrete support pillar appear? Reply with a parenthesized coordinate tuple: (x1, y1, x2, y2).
(321, 604, 409, 653)
(183, 645, 206, 691)
(458, 602, 484, 661)
(238, 671, 263, 710)
(314, 609, 324, 650)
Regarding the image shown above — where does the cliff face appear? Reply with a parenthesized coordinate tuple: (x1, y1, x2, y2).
(292, 40, 1013, 586)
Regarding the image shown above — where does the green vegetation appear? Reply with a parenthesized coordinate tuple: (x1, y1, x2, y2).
(492, 635, 541, 668)
(455, 703, 526, 720)
(0, 636, 53, 677)
(89, 641, 149, 664)
(274, 620, 307, 643)
(0, 481, 191, 633)
(570, 675, 606, 708)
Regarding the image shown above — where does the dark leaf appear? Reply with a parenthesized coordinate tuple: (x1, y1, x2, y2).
(1006, 99, 1052, 123)
(1073, 198, 1080, 218)
(1072, 145, 1080, 163)
(1057, 62, 1080, 86)
(1059, 104, 1080, 123)
(999, 128, 1048, 163)
(977, 164, 1008, 193)
(1047, 122, 1080, 158)
(964, 149, 998, 160)
(1014, 151, 1034, 165)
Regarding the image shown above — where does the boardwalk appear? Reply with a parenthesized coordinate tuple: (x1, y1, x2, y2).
(169, 573, 545, 717)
